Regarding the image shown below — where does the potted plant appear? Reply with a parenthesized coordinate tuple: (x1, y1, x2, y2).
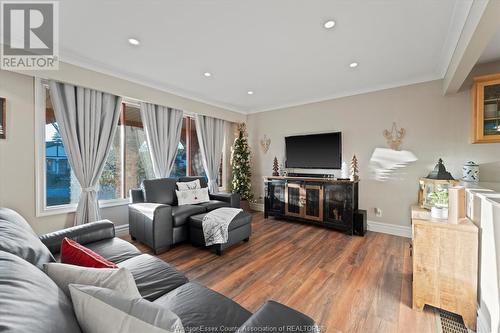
(428, 189, 449, 219)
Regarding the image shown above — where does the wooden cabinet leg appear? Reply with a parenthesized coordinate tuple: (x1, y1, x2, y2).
(462, 312, 476, 331)
(412, 300, 424, 311)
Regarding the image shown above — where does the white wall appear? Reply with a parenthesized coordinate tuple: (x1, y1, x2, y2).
(246, 79, 500, 227)
(0, 65, 245, 235)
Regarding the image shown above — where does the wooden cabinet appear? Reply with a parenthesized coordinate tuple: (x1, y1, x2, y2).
(411, 205, 478, 330)
(472, 73, 500, 143)
(264, 176, 358, 234)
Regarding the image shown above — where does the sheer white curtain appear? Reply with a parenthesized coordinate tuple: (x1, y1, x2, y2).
(49, 80, 122, 225)
(140, 102, 183, 178)
(195, 114, 226, 193)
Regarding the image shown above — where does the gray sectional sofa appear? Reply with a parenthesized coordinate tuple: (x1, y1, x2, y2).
(0, 207, 317, 333)
(129, 176, 241, 254)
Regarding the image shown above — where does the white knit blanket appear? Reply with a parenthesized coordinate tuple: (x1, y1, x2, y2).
(202, 208, 243, 246)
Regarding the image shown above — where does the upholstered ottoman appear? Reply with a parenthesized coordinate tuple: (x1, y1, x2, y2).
(189, 211, 252, 255)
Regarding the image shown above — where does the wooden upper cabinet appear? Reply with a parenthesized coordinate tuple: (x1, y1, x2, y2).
(472, 73, 500, 143)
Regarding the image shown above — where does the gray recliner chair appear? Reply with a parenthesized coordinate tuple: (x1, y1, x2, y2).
(128, 176, 240, 254)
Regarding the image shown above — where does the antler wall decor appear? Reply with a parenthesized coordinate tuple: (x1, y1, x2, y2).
(383, 122, 406, 151)
(260, 135, 271, 153)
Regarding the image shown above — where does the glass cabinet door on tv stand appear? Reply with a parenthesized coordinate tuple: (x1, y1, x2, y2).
(285, 182, 303, 217)
(265, 180, 285, 217)
(304, 184, 323, 221)
(324, 183, 355, 233)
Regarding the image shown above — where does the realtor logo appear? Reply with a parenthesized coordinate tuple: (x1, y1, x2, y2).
(1, 1, 59, 70)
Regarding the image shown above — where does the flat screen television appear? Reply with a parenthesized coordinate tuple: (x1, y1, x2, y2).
(285, 132, 342, 169)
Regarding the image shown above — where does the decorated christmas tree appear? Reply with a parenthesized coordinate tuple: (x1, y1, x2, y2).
(231, 123, 253, 200)
(350, 155, 359, 181)
(272, 157, 279, 176)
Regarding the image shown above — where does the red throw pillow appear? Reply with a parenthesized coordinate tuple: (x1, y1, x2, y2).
(60, 237, 117, 268)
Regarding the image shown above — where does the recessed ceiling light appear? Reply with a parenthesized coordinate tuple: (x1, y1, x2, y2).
(128, 38, 140, 46)
(203, 72, 212, 77)
(247, 91, 254, 95)
(323, 20, 336, 29)
(349, 62, 359, 68)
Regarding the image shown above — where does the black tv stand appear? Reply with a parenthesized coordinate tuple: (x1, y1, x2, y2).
(264, 176, 359, 235)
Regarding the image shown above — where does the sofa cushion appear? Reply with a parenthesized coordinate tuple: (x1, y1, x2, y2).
(171, 205, 206, 227)
(0, 250, 82, 333)
(82, 237, 142, 264)
(195, 200, 230, 212)
(61, 237, 118, 268)
(0, 207, 38, 234)
(0, 218, 55, 269)
(154, 282, 251, 333)
(189, 211, 251, 231)
(143, 178, 178, 205)
(178, 176, 208, 189)
(69, 284, 183, 333)
(44, 263, 141, 299)
(118, 254, 188, 301)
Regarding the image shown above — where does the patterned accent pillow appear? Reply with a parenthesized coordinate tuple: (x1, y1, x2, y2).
(176, 179, 201, 191)
(175, 188, 210, 206)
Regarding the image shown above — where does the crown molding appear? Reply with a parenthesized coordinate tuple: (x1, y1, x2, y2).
(59, 49, 248, 115)
(246, 74, 442, 114)
(59, 50, 453, 116)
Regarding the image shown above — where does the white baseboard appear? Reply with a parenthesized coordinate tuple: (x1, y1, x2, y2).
(249, 202, 264, 212)
(477, 306, 490, 333)
(254, 202, 411, 238)
(367, 220, 412, 238)
(115, 224, 129, 237)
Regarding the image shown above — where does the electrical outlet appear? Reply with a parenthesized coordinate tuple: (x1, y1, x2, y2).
(374, 208, 382, 217)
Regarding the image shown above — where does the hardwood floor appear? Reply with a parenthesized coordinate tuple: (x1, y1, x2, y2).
(124, 212, 439, 333)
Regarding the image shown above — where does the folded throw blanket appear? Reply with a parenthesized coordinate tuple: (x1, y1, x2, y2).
(202, 208, 243, 246)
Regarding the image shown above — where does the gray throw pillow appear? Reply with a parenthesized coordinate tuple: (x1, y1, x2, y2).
(43, 263, 141, 298)
(69, 284, 184, 333)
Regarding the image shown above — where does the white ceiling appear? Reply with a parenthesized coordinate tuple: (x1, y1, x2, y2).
(59, 0, 473, 114)
(479, 27, 500, 64)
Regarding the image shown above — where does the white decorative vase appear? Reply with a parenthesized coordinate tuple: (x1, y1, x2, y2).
(462, 161, 479, 183)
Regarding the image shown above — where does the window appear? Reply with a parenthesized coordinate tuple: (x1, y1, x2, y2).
(44, 90, 80, 206)
(98, 126, 122, 200)
(40, 84, 152, 212)
(170, 118, 187, 178)
(122, 105, 154, 195)
(188, 117, 207, 177)
(167, 117, 220, 180)
(37, 79, 225, 216)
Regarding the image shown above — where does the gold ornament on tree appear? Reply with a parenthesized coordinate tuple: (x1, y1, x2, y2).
(272, 157, 279, 176)
(350, 155, 359, 181)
